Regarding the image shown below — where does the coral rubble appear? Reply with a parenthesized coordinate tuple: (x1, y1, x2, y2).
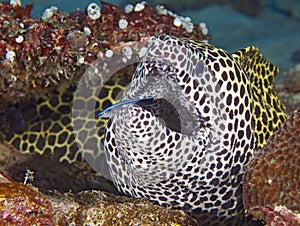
(243, 107, 300, 225)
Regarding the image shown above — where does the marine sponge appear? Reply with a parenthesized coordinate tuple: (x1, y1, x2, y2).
(243, 107, 300, 224)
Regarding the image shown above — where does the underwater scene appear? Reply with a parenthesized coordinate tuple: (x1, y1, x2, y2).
(0, 0, 299, 225)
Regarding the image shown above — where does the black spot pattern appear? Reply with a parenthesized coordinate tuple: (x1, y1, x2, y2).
(101, 35, 287, 225)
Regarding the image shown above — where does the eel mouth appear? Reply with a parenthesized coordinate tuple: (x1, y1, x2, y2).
(136, 95, 203, 138)
(125, 56, 208, 138)
(129, 76, 204, 138)
(140, 98, 182, 133)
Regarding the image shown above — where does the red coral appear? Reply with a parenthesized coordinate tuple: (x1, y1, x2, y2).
(0, 173, 55, 225)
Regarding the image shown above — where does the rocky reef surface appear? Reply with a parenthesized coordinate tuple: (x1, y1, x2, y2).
(0, 169, 197, 225)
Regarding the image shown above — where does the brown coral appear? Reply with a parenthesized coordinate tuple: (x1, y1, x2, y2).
(245, 205, 300, 226)
(243, 107, 300, 225)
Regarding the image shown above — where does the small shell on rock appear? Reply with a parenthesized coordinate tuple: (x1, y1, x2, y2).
(118, 19, 128, 30)
(105, 50, 113, 58)
(185, 22, 194, 33)
(200, 22, 208, 35)
(184, 17, 191, 23)
(173, 18, 181, 27)
(87, 3, 101, 20)
(134, 2, 145, 12)
(199, 22, 206, 29)
(124, 4, 134, 14)
(202, 27, 208, 35)
(83, 27, 91, 36)
(156, 5, 168, 15)
(42, 6, 58, 20)
(122, 46, 133, 59)
(10, 0, 21, 7)
(15, 35, 24, 43)
(6, 50, 16, 62)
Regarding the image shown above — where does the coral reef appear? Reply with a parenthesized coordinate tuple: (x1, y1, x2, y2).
(0, 1, 209, 105)
(65, 191, 198, 225)
(0, 168, 197, 225)
(243, 107, 300, 225)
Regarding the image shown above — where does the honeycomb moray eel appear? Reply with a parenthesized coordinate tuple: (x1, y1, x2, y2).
(103, 35, 287, 224)
(0, 35, 287, 224)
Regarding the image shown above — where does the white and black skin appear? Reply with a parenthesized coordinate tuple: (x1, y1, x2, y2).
(103, 35, 256, 224)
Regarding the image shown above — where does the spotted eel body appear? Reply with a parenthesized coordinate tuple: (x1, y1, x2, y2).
(103, 35, 287, 224)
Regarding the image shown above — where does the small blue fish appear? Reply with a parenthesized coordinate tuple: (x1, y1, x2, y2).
(96, 96, 154, 118)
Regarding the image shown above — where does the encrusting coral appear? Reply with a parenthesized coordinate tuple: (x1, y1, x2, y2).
(243, 107, 300, 225)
